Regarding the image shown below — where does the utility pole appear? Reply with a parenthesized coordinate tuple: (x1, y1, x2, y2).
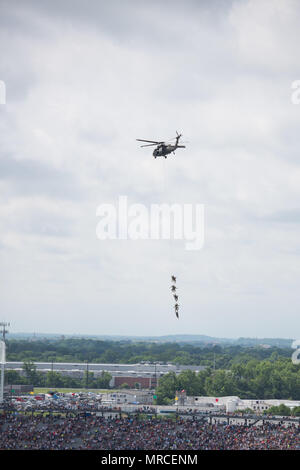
(0, 341, 5, 403)
(86, 361, 89, 389)
(0, 322, 9, 404)
(0, 322, 10, 342)
(51, 360, 54, 389)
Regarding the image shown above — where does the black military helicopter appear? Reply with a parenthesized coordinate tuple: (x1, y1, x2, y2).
(136, 131, 186, 158)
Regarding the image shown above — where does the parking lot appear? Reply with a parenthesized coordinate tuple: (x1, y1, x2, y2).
(1, 391, 299, 429)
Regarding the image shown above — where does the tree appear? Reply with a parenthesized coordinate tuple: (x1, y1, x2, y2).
(45, 371, 66, 388)
(120, 383, 130, 389)
(4, 370, 26, 385)
(22, 360, 38, 384)
(177, 370, 201, 396)
(291, 406, 300, 416)
(205, 370, 239, 396)
(265, 404, 291, 416)
(95, 371, 112, 389)
(156, 372, 178, 405)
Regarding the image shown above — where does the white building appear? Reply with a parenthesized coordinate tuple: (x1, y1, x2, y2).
(186, 395, 240, 410)
(184, 396, 300, 413)
(100, 390, 154, 405)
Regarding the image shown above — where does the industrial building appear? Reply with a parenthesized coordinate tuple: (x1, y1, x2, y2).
(5, 361, 206, 389)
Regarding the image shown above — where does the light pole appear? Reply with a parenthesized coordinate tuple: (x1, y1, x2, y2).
(0, 322, 10, 342)
(86, 361, 89, 389)
(0, 323, 9, 404)
(0, 341, 5, 403)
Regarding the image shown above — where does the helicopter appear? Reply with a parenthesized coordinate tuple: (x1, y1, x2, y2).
(136, 131, 186, 158)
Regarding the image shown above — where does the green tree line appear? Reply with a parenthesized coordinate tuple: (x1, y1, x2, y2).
(5, 338, 293, 366)
(156, 358, 300, 404)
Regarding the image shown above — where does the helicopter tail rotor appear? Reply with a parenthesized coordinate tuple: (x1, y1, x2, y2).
(175, 131, 182, 146)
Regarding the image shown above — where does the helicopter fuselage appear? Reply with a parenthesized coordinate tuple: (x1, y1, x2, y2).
(153, 144, 185, 158)
(153, 144, 175, 157)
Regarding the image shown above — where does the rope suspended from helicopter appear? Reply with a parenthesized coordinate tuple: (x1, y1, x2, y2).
(137, 131, 186, 321)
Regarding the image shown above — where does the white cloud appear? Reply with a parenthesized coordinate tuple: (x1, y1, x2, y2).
(229, 0, 300, 73)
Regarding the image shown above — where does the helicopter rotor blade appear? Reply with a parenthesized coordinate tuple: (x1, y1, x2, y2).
(136, 139, 164, 144)
(140, 143, 160, 147)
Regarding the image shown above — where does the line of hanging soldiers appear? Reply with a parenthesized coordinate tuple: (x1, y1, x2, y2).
(171, 275, 179, 318)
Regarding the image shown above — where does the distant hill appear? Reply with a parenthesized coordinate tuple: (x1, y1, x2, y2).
(7, 332, 294, 348)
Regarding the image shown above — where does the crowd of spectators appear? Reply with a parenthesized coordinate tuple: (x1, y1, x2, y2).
(0, 414, 299, 450)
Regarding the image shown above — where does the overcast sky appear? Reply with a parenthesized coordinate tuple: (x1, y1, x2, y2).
(1, 0, 300, 339)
